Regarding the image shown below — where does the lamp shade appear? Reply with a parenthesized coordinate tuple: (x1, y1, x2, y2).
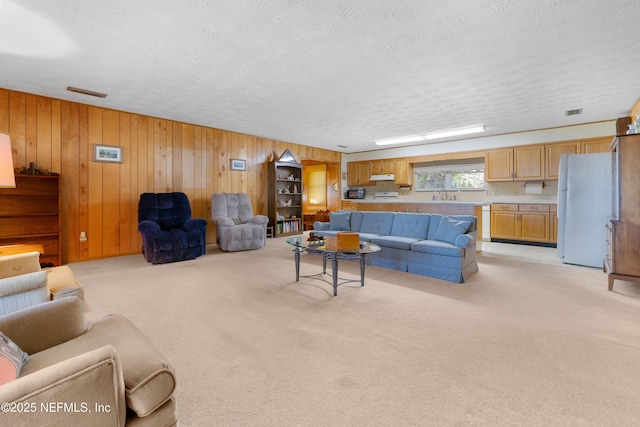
(0, 134, 16, 188)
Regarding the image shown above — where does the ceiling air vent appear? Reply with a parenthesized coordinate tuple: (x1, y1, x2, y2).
(337, 144, 349, 148)
(565, 108, 582, 116)
(67, 86, 108, 98)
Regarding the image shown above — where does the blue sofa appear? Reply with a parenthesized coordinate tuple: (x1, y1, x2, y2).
(313, 211, 478, 283)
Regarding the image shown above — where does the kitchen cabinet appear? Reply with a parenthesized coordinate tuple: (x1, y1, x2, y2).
(550, 204, 558, 243)
(347, 161, 371, 187)
(545, 141, 580, 179)
(486, 146, 544, 181)
(513, 145, 544, 180)
(490, 203, 552, 244)
(606, 135, 640, 290)
(485, 149, 513, 181)
(370, 159, 395, 175)
(393, 159, 412, 185)
(581, 137, 611, 154)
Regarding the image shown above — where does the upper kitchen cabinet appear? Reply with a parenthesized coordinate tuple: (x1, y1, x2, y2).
(581, 137, 612, 154)
(545, 141, 579, 179)
(485, 148, 513, 181)
(393, 158, 412, 185)
(370, 159, 395, 175)
(513, 145, 544, 180)
(347, 161, 371, 187)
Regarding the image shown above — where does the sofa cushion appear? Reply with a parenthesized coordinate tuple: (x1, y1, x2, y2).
(360, 212, 395, 235)
(410, 239, 464, 257)
(390, 212, 430, 239)
(434, 216, 471, 245)
(0, 332, 28, 385)
(349, 211, 365, 232)
(426, 214, 444, 240)
(371, 236, 420, 250)
(330, 211, 351, 231)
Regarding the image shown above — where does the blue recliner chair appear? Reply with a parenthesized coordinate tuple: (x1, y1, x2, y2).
(138, 192, 207, 264)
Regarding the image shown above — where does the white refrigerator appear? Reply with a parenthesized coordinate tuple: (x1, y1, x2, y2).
(557, 153, 612, 268)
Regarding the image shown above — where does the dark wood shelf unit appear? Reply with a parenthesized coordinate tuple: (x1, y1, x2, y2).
(268, 161, 303, 237)
(0, 174, 61, 266)
(606, 134, 640, 290)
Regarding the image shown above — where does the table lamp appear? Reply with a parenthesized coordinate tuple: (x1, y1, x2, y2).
(0, 134, 16, 188)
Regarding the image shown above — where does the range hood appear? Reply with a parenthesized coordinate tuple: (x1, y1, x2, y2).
(369, 173, 395, 181)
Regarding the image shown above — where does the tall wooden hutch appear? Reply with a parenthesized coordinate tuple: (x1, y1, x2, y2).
(606, 134, 640, 290)
(267, 151, 303, 237)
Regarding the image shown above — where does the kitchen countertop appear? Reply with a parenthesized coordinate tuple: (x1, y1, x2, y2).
(343, 199, 557, 205)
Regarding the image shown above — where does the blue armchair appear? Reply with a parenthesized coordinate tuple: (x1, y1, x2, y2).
(138, 192, 207, 264)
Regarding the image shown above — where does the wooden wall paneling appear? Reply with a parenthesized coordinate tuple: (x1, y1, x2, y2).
(172, 122, 183, 191)
(0, 89, 9, 133)
(101, 109, 121, 256)
(60, 101, 81, 263)
(154, 118, 168, 192)
(87, 106, 104, 259)
(9, 92, 26, 168)
(119, 112, 132, 255)
(193, 125, 205, 220)
(25, 95, 37, 169)
(205, 128, 215, 243)
(36, 96, 52, 171)
(78, 104, 90, 261)
(180, 123, 193, 203)
(51, 100, 61, 173)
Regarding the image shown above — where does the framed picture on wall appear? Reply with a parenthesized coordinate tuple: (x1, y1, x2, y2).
(230, 159, 246, 171)
(93, 144, 123, 163)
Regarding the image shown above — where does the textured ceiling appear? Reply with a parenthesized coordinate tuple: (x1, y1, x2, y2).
(1, 0, 639, 153)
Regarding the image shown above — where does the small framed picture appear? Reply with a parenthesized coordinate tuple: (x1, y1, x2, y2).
(230, 159, 246, 171)
(93, 144, 123, 163)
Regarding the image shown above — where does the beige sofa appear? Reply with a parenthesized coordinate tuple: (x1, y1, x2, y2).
(0, 251, 84, 315)
(0, 297, 177, 426)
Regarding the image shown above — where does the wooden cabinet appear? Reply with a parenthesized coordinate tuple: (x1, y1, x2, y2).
(347, 161, 371, 187)
(545, 141, 580, 179)
(268, 162, 303, 237)
(581, 137, 612, 154)
(490, 203, 553, 244)
(370, 159, 394, 175)
(606, 135, 640, 290)
(550, 204, 558, 243)
(513, 145, 544, 180)
(0, 174, 61, 266)
(485, 149, 513, 181)
(393, 159, 412, 185)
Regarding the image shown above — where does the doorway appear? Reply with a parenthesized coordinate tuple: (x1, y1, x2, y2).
(301, 160, 340, 229)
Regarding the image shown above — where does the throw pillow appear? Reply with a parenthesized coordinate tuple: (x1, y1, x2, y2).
(0, 332, 28, 385)
(330, 211, 351, 231)
(434, 216, 471, 245)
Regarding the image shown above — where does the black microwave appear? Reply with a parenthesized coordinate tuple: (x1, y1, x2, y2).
(346, 188, 365, 199)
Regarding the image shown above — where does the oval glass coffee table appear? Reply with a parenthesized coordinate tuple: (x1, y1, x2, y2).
(285, 236, 381, 296)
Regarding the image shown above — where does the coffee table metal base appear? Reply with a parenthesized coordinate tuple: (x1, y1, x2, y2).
(292, 247, 369, 296)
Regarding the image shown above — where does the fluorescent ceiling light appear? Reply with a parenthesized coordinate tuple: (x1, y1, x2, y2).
(375, 126, 486, 146)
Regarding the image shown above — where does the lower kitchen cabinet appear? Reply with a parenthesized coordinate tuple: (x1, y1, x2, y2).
(491, 203, 554, 245)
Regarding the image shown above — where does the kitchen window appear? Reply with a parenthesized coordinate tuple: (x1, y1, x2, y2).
(414, 162, 485, 191)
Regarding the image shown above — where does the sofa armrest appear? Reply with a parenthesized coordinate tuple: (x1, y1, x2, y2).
(0, 345, 126, 427)
(247, 215, 269, 226)
(455, 232, 476, 249)
(0, 251, 42, 279)
(183, 217, 208, 234)
(0, 271, 48, 298)
(212, 216, 235, 227)
(137, 220, 163, 236)
(0, 298, 87, 355)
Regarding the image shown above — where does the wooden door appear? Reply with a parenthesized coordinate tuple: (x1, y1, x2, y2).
(490, 204, 518, 239)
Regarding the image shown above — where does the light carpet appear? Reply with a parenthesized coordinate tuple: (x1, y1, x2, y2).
(69, 238, 640, 427)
